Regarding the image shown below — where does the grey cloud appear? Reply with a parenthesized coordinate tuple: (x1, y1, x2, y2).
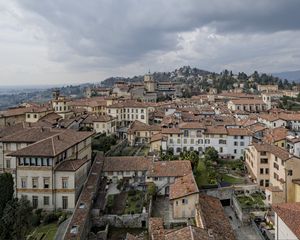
(15, 0, 300, 68)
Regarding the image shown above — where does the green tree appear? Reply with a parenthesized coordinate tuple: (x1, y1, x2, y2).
(0, 196, 33, 240)
(204, 147, 218, 163)
(180, 151, 199, 170)
(0, 173, 14, 217)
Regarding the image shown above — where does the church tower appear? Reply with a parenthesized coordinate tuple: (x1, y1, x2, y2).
(144, 72, 157, 92)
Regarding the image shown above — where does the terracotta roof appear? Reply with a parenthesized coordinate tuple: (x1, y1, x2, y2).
(229, 99, 265, 105)
(148, 218, 165, 240)
(169, 173, 199, 200)
(197, 194, 236, 240)
(0, 107, 34, 117)
(128, 120, 161, 134)
(227, 128, 252, 136)
(292, 179, 300, 185)
(263, 127, 288, 143)
(55, 158, 90, 171)
(165, 226, 212, 240)
(148, 160, 192, 177)
(0, 127, 61, 143)
(265, 186, 283, 192)
(161, 128, 181, 134)
(258, 113, 280, 122)
(205, 126, 227, 135)
(108, 100, 153, 108)
(64, 153, 104, 239)
(0, 122, 29, 139)
(252, 142, 290, 161)
(9, 130, 94, 157)
(272, 202, 300, 239)
(150, 133, 167, 143)
(179, 122, 205, 129)
(103, 156, 152, 172)
(279, 113, 300, 121)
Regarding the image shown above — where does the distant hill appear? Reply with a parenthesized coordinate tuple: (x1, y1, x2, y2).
(100, 66, 212, 87)
(273, 70, 300, 82)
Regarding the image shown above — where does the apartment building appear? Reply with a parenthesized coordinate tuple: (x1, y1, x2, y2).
(80, 114, 116, 134)
(69, 97, 109, 115)
(8, 130, 94, 210)
(146, 160, 192, 195)
(107, 100, 154, 126)
(258, 114, 286, 129)
(0, 127, 61, 178)
(227, 98, 267, 112)
(0, 107, 33, 127)
(25, 107, 53, 123)
(161, 123, 252, 159)
(169, 173, 199, 219)
(52, 94, 73, 119)
(257, 84, 278, 92)
(127, 120, 161, 146)
(245, 142, 300, 205)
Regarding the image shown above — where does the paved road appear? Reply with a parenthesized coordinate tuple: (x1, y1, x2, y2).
(224, 206, 263, 240)
(54, 218, 71, 240)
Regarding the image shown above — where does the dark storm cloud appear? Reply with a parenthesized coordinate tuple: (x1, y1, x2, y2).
(14, 0, 300, 68)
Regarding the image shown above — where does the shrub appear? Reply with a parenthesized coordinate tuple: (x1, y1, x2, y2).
(31, 214, 41, 227)
(43, 212, 58, 225)
(128, 189, 136, 196)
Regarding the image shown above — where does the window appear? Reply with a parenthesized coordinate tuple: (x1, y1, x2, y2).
(260, 168, 264, 174)
(44, 178, 50, 189)
(32, 196, 38, 209)
(62, 178, 68, 189)
(182, 198, 188, 205)
(273, 162, 279, 170)
(240, 136, 244, 139)
(141, 115, 145, 120)
(240, 142, 244, 146)
(44, 196, 49, 206)
(32, 178, 38, 188)
(265, 180, 269, 187)
(261, 151, 267, 156)
(234, 141, 238, 146)
(183, 130, 189, 137)
(281, 159, 284, 166)
(275, 157, 278, 162)
(234, 136, 238, 139)
(6, 159, 10, 169)
(288, 170, 293, 176)
(260, 158, 268, 164)
(219, 139, 226, 144)
(21, 178, 27, 188)
(274, 173, 279, 180)
(62, 196, 68, 209)
(190, 139, 194, 144)
(141, 109, 144, 113)
(265, 168, 269, 174)
(183, 139, 187, 144)
(220, 147, 223, 153)
(260, 180, 264, 186)
(234, 149, 237, 154)
(177, 139, 180, 144)
(176, 201, 178, 206)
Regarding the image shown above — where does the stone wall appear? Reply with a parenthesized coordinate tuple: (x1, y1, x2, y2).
(93, 213, 148, 228)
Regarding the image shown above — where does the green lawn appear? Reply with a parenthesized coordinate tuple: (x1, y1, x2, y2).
(237, 192, 265, 209)
(29, 223, 58, 240)
(221, 174, 244, 184)
(124, 191, 144, 214)
(195, 161, 209, 186)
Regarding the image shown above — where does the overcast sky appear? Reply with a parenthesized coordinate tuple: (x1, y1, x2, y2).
(0, 0, 300, 86)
